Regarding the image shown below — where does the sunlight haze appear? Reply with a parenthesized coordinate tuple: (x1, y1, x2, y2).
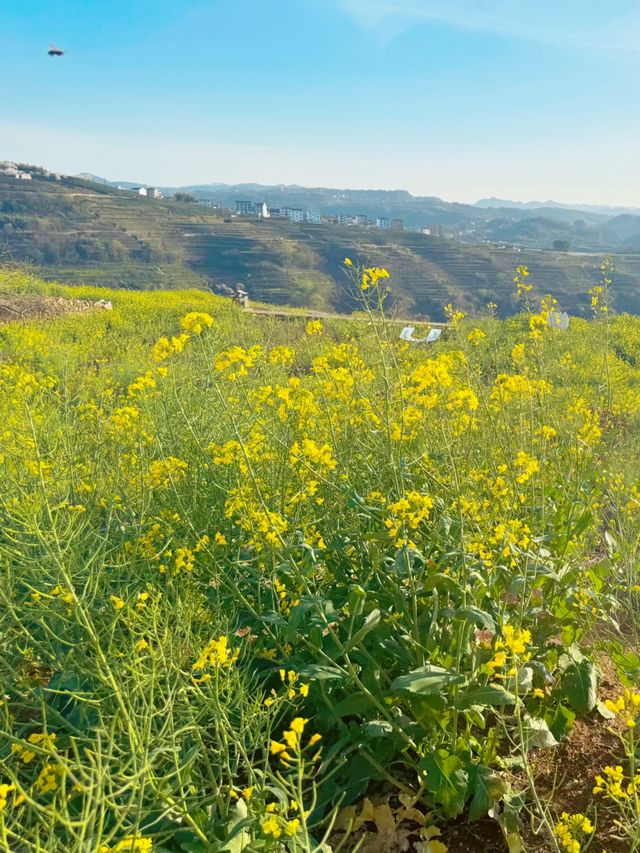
(1, 0, 638, 203)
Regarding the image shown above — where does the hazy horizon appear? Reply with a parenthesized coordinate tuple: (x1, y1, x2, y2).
(1, 0, 639, 207)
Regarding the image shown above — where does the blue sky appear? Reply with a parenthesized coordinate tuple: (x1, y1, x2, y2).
(1, 0, 639, 204)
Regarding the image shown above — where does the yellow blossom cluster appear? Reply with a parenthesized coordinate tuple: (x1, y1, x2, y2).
(180, 311, 214, 335)
(98, 836, 153, 853)
(604, 689, 640, 728)
(145, 456, 188, 489)
(152, 333, 189, 363)
(359, 266, 390, 291)
(192, 635, 238, 677)
(554, 812, 593, 853)
(385, 492, 434, 540)
(593, 764, 640, 800)
(213, 345, 263, 380)
(0, 782, 15, 811)
(486, 625, 532, 677)
(270, 717, 321, 765)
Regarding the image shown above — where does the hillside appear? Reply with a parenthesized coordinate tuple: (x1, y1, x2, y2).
(89, 174, 640, 251)
(3, 171, 640, 319)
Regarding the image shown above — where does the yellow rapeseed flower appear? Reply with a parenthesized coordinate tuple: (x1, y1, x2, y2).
(180, 312, 214, 335)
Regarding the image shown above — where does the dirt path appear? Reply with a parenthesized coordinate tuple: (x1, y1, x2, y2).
(245, 305, 449, 327)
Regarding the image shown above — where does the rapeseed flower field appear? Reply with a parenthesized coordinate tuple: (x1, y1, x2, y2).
(2, 261, 640, 852)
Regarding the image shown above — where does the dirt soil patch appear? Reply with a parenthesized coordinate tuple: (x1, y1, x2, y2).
(0, 294, 110, 324)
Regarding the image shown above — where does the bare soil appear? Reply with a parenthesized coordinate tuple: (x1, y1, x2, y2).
(0, 294, 108, 324)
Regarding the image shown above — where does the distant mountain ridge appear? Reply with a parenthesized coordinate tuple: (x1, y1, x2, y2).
(79, 173, 640, 221)
(474, 196, 640, 217)
(3, 166, 640, 319)
(69, 175, 640, 251)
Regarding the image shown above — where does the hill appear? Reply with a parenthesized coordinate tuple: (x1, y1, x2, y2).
(474, 196, 640, 217)
(3, 170, 640, 319)
(88, 175, 640, 250)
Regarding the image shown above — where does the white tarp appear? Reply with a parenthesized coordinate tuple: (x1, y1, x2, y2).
(399, 326, 443, 343)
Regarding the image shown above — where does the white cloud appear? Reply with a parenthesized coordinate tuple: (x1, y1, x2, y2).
(338, 0, 640, 52)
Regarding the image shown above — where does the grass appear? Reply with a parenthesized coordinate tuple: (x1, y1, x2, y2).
(1, 262, 640, 852)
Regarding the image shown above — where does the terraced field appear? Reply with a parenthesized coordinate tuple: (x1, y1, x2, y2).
(3, 173, 640, 318)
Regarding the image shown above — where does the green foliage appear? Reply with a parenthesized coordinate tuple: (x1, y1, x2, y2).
(0, 262, 639, 851)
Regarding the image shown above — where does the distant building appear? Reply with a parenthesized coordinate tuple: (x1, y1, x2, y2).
(15, 171, 32, 180)
(390, 218, 403, 231)
(131, 187, 147, 196)
(235, 200, 254, 215)
(148, 188, 163, 199)
(305, 211, 321, 224)
(354, 215, 368, 226)
(337, 214, 351, 225)
(421, 226, 432, 235)
(255, 201, 270, 218)
(376, 217, 390, 230)
(268, 207, 283, 218)
(288, 208, 304, 223)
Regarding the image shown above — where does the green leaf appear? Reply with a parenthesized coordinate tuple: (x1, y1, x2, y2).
(457, 684, 515, 710)
(560, 659, 598, 714)
(610, 646, 640, 687)
(391, 665, 465, 696)
(361, 720, 394, 738)
(332, 693, 378, 718)
(545, 703, 575, 741)
(521, 716, 558, 750)
(456, 607, 496, 631)
(422, 574, 463, 594)
(420, 750, 469, 818)
(342, 608, 381, 654)
(468, 765, 507, 822)
(297, 664, 344, 681)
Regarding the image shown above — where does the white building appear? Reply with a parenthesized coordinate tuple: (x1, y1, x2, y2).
(376, 217, 390, 230)
(305, 210, 321, 224)
(255, 201, 270, 218)
(16, 171, 32, 180)
(235, 200, 253, 215)
(288, 208, 304, 223)
(354, 215, 368, 226)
